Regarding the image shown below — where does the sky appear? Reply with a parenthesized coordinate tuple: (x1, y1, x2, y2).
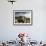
(15, 11, 31, 18)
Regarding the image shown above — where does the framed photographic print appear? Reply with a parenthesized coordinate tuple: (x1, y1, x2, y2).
(13, 10, 33, 25)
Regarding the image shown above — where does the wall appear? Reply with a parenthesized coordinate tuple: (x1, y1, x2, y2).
(0, 0, 46, 42)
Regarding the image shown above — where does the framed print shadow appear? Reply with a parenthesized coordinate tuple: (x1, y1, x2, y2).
(13, 10, 33, 25)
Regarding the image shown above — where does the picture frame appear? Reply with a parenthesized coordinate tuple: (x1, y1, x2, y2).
(13, 10, 33, 25)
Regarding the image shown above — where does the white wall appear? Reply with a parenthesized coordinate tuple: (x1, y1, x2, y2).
(0, 0, 46, 42)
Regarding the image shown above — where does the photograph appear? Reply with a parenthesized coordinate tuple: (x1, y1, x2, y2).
(13, 10, 32, 25)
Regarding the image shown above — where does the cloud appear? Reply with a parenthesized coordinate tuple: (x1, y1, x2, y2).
(15, 12, 31, 17)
